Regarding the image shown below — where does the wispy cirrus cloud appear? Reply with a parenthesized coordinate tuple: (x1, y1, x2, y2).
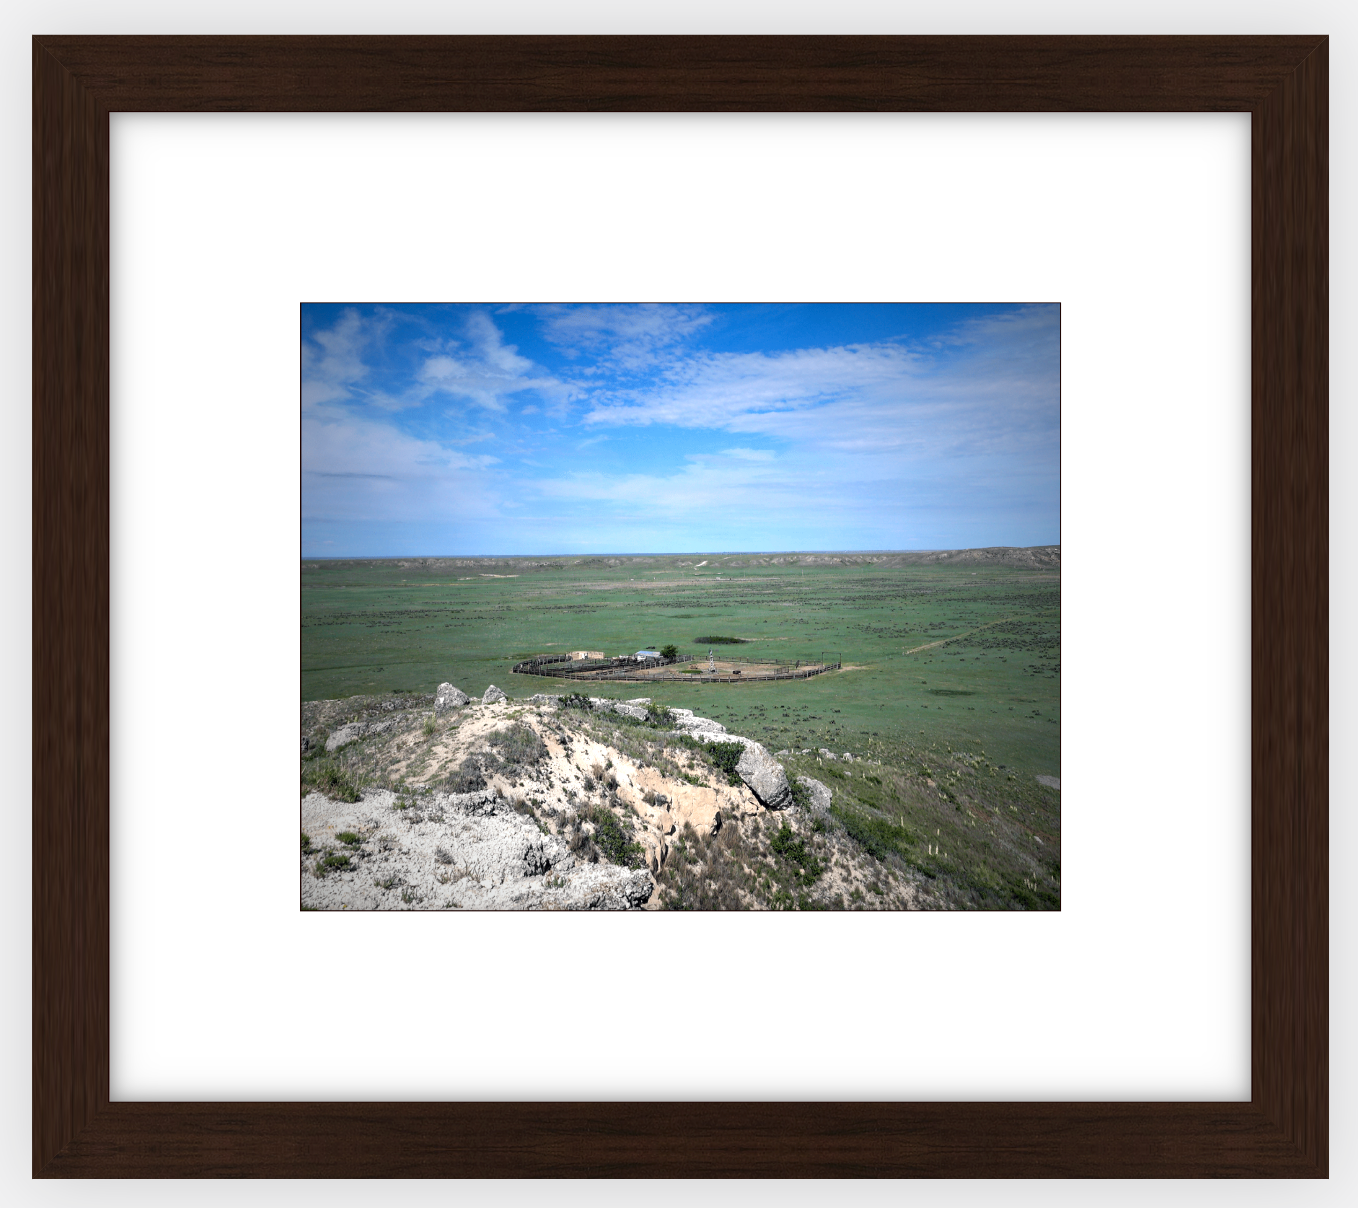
(535, 303, 714, 372)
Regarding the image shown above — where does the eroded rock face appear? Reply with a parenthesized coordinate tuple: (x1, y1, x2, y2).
(301, 787, 652, 911)
(435, 683, 470, 712)
(481, 684, 507, 705)
(522, 836, 566, 876)
(796, 775, 832, 815)
(736, 742, 793, 810)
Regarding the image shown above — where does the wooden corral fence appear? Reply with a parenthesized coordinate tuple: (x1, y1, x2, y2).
(511, 653, 842, 684)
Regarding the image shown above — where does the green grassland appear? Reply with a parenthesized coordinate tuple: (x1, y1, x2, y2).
(302, 552, 1060, 908)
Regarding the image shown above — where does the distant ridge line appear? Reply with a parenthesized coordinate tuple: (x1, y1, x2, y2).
(302, 545, 1060, 571)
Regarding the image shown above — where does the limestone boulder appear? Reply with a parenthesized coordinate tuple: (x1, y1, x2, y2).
(795, 775, 833, 815)
(481, 684, 507, 705)
(435, 683, 470, 712)
(736, 742, 794, 810)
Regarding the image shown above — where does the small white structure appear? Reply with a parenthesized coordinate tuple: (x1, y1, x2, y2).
(571, 650, 605, 660)
(635, 649, 661, 661)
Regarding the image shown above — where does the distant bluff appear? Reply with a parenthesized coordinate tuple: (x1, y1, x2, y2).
(302, 545, 1061, 574)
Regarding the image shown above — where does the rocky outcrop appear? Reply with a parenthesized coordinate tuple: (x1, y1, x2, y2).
(325, 718, 398, 752)
(796, 775, 832, 815)
(481, 684, 507, 705)
(522, 835, 567, 876)
(449, 788, 504, 816)
(736, 742, 793, 810)
(435, 683, 470, 712)
(667, 707, 731, 742)
(301, 787, 654, 911)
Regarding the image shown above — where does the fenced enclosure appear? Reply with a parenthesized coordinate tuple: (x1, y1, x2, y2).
(511, 652, 841, 684)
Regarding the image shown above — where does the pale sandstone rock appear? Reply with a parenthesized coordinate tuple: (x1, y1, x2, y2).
(736, 742, 794, 810)
(795, 775, 833, 815)
(434, 683, 470, 711)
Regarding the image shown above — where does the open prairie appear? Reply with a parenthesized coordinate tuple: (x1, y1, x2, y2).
(302, 549, 1059, 776)
(302, 548, 1059, 909)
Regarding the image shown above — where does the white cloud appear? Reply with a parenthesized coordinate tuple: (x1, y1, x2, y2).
(580, 306, 1059, 461)
(535, 303, 714, 372)
(418, 311, 572, 412)
(301, 307, 381, 410)
(302, 414, 502, 524)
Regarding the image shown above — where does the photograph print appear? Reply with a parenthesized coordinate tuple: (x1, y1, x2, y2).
(301, 302, 1060, 911)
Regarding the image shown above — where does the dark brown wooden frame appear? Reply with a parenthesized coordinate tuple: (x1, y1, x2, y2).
(33, 36, 1327, 1178)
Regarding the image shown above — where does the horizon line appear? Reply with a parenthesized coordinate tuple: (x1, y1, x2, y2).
(300, 543, 1061, 561)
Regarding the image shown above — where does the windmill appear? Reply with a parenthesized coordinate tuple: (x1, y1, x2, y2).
(708, 648, 715, 672)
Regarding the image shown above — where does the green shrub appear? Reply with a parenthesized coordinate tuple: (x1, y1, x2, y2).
(300, 833, 313, 854)
(770, 824, 825, 882)
(787, 777, 812, 811)
(644, 702, 675, 728)
(585, 805, 646, 869)
(704, 741, 746, 786)
(694, 635, 746, 645)
(335, 831, 362, 847)
(317, 853, 351, 875)
(560, 691, 593, 711)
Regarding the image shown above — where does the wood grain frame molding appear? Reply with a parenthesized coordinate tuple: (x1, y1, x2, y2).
(32, 35, 1327, 1178)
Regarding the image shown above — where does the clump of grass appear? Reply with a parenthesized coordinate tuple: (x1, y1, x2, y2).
(301, 760, 361, 803)
(657, 822, 754, 911)
(422, 713, 437, 738)
(316, 852, 351, 876)
(832, 804, 916, 863)
(489, 723, 547, 768)
(560, 691, 593, 711)
(300, 833, 313, 855)
(442, 757, 488, 794)
(335, 831, 362, 848)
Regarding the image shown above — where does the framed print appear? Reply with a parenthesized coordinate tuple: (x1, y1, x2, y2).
(33, 36, 1326, 1177)
(296, 299, 1062, 915)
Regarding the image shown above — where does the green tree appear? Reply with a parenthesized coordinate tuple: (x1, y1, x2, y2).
(660, 643, 679, 661)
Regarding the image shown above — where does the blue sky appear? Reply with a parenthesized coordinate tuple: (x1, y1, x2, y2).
(301, 302, 1059, 557)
